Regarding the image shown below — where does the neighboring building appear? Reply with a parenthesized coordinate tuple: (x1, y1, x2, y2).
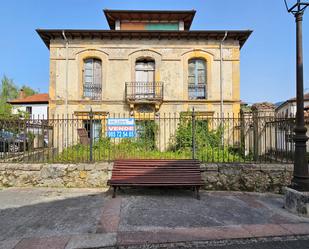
(8, 90, 49, 119)
(37, 9, 251, 117)
(275, 93, 309, 118)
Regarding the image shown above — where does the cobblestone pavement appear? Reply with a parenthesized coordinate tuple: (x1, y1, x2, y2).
(0, 188, 309, 248)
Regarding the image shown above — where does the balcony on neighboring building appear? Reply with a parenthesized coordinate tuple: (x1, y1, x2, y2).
(125, 82, 164, 104)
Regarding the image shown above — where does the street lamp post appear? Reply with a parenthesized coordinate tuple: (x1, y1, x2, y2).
(285, 0, 309, 191)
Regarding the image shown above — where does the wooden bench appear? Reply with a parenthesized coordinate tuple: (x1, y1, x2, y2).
(108, 159, 204, 199)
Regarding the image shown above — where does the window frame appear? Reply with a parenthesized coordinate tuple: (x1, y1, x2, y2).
(83, 58, 102, 100)
(188, 58, 207, 100)
(26, 106, 32, 115)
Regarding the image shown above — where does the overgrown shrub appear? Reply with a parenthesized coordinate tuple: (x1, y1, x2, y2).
(170, 117, 223, 151)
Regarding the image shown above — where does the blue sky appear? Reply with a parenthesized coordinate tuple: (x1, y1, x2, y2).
(0, 0, 308, 104)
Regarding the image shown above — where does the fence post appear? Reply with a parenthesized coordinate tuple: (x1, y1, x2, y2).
(89, 108, 93, 162)
(253, 114, 259, 161)
(192, 107, 196, 160)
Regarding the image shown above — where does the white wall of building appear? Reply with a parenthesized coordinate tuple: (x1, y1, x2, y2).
(11, 104, 48, 119)
(276, 100, 309, 118)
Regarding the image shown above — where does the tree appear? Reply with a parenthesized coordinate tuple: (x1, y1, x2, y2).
(21, 85, 38, 97)
(0, 75, 18, 101)
(0, 75, 38, 118)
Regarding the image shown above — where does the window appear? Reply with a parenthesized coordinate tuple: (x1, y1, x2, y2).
(135, 59, 155, 82)
(83, 58, 102, 100)
(83, 120, 102, 141)
(188, 59, 206, 99)
(135, 59, 155, 99)
(26, 106, 32, 115)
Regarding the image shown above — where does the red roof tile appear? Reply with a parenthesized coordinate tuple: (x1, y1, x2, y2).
(289, 93, 309, 101)
(8, 93, 49, 104)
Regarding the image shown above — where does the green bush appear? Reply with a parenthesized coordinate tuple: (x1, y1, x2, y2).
(170, 117, 223, 151)
(54, 117, 244, 163)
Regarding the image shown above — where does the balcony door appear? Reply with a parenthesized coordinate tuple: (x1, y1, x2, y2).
(135, 60, 155, 99)
(188, 59, 206, 99)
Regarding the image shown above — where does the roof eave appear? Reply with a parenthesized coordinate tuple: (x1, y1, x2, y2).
(8, 101, 49, 105)
(36, 29, 253, 49)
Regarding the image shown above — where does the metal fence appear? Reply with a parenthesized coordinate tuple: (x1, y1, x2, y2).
(0, 112, 300, 164)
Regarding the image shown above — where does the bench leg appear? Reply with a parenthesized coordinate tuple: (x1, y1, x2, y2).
(112, 186, 117, 198)
(195, 186, 200, 200)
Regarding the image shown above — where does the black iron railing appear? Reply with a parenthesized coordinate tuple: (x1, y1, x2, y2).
(0, 113, 303, 164)
(125, 82, 163, 102)
(188, 84, 207, 99)
(83, 83, 102, 100)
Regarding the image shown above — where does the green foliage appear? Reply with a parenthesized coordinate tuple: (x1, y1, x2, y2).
(0, 75, 18, 118)
(135, 120, 157, 150)
(171, 117, 223, 151)
(0, 75, 18, 101)
(21, 85, 38, 97)
(0, 75, 38, 119)
(54, 116, 244, 163)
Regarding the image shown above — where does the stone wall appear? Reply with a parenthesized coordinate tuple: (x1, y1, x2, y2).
(201, 163, 293, 193)
(0, 163, 112, 188)
(0, 163, 293, 193)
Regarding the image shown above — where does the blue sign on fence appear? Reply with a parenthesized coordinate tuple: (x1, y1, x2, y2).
(107, 118, 135, 138)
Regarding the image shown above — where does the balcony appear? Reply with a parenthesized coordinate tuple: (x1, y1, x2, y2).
(125, 82, 164, 103)
(188, 84, 207, 100)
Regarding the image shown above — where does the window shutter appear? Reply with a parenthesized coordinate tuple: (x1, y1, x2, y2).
(188, 59, 206, 99)
(83, 58, 102, 100)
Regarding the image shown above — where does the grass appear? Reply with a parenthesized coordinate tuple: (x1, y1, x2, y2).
(52, 138, 246, 163)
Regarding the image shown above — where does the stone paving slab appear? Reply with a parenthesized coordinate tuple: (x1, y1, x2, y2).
(65, 233, 117, 249)
(0, 239, 20, 249)
(14, 236, 70, 249)
(118, 191, 308, 232)
(116, 224, 305, 246)
(96, 197, 121, 233)
(0, 188, 105, 242)
(1, 188, 309, 248)
(280, 223, 309, 235)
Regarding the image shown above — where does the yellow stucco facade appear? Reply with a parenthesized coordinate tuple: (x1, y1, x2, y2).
(48, 38, 242, 117)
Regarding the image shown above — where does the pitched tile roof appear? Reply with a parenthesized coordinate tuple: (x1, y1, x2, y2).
(288, 92, 309, 101)
(8, 93, 49, 104)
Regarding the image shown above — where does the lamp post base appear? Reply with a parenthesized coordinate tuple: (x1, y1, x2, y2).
(291, 176, 309, 191)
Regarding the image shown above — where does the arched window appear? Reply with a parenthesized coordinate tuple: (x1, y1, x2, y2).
(83, 58, 102, 100)
(188, 59, 206, 99)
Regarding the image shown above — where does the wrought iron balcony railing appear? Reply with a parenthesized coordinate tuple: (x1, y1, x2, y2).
(188, 84, 207, 100)
(125, 82, 164, 102)
(83, 83, 102, 100)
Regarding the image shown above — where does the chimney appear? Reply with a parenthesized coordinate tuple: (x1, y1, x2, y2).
(19, 89, 25, 99)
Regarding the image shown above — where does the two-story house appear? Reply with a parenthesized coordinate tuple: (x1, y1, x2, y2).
(37, 9, 251, 117)
(37, 9, 251, 150)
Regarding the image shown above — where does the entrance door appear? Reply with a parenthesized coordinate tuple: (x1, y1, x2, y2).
(135, 60, 155, 99)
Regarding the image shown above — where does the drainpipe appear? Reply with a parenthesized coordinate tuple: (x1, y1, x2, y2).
(62, 30, 69, 148)
(62, 30, 69, 117)
(220, 31, 228, 119)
